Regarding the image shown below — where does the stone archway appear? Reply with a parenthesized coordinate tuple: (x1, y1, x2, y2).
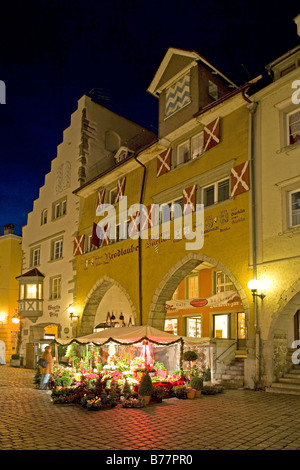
(79, 276, 137, 336)
(267, 278, 300, 382)
(148, 252, 250, 330)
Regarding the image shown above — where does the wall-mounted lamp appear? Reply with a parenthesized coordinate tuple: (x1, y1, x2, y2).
(247, 279, 266, 301)
(68, 306, 78, 320)
(12, 316, 20, 324)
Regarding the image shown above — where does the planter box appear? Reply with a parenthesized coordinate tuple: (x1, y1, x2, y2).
(10, 359, 21, 367)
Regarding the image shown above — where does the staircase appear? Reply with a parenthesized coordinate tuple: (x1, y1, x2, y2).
(266, 350, 300, 396)
(214, 357, 245, 389)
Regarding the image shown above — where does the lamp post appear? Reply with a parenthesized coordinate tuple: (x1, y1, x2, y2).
(247, 279, 266, 389)
(247, 279, 266, 301)
(68, 306, 79, 336)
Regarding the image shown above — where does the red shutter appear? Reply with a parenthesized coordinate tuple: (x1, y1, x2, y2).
(230, 161, 250, 197)
(73, 235, 85, 255)
(183, 185, 196, 214)
(128, 212, 140, 238)
(141, 205, 155, 231)
(157, 148, 172, 177)
(203, 117, 220, 152)
(91, 222, 100, 248)
(115, 177, 126, 203)
(99, 224, 110, 247)
(96, 188, 106, 209)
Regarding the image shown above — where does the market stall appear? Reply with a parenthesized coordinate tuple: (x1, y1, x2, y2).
(47, 326, 219, 409)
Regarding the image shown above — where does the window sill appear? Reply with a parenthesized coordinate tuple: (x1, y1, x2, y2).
(276, 140, 300, 155)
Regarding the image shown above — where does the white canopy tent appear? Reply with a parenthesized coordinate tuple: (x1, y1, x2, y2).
(54, 325, 207, 347)
(54, 325, 211, 373)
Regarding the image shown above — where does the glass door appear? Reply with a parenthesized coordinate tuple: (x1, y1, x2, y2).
(237, 312, 246, 349)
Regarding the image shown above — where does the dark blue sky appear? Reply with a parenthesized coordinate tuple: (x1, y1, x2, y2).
(0, 0, 299, 232)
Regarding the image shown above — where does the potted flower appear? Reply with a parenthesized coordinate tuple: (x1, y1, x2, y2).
(54, 377, 63, 390)
(202, 366, 211, 386)
(186, 387, 196, 399)
(10, 354, 21, 367)
(190, 376, 203, 398)
(138, 372, 154, 405)
(151, 386, 166, 403)
(173, 385, 187, 399)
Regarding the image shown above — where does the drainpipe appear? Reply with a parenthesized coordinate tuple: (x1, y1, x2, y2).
(243, 89, 260, 387)
(134, 154, 147, 326)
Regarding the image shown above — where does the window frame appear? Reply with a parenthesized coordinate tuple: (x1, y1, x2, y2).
(185, 273, 199, 300)
(202, 177, 230, 207)
(31, 247, 40, 267)
(52, 198, 67, 221)
(175, 132, 204, 167)
(186, 316, 202, 338)
(288, 188, 300, 228)
(41, 209, 48, 225)
(50, 276, 62, 300)
(287, 108, 300, 146)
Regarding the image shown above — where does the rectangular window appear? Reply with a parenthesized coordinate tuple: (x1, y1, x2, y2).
(32, 248, 40, 267)
(203, 178, 230, 206)
(26, 284, 37, 299)
(176, 132, 204, 166)
(289, 189, 300, 227)
(177, 140, 190, 165)
(50, 276, 61, 300)
(186, 317, 201, 338)
(160, 197, 183, 224)
(52, 239, 63, 260)
(41, 209, 47, 225)
(191, 133, 204, 159)
(213, 314, 229, 339)
(186, 274, 199, 299)
(52, 198, 67, 220)
(164, 318, 178, 335)
(287, 109, 300, 145)
(215, 271, 234, 293)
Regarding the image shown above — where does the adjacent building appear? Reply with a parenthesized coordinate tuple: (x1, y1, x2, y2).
(0, 224, 22, 363)
(17, 94, 156, 368)
(250, 15, 300, 390)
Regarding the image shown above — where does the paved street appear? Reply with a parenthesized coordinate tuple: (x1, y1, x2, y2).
(1, 365, 300, 451)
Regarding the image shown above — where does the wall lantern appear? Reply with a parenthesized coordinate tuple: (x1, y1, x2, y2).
(247, 279, 266, 301)
(68, 305, 78, 320)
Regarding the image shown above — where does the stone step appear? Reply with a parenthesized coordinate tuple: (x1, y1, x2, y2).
(269, 381, 300, 391)
(221, 373, 244, 380)
(280, 376, 300, 383)
(266, 386, 300, 396)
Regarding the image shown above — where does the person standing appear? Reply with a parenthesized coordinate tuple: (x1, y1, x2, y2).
(39, 345, 54, 390)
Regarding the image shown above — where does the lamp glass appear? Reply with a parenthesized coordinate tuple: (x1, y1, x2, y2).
(68, 306, 75, 315)
(247, 279, 260, 291)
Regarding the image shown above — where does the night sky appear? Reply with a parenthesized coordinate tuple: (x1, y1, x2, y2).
(0, 0, 299, 233)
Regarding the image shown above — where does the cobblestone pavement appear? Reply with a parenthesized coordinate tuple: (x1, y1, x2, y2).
(1, 365, 300, 451)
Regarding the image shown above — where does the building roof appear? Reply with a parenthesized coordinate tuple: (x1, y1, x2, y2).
(147, 47, 237, 97)
(16, 268, 45, 279)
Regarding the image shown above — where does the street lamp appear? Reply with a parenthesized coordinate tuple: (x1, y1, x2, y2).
(247, 279, 266, 301)
(68, 306, 78, 320)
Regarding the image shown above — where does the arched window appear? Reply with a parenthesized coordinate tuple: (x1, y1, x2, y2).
(41, 209, 48, 225)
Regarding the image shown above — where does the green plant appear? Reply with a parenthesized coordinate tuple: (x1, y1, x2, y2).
(123, 379, 132, 398)
(11, 354, 20, 360)
(202, 366, 211, 382)
(190, 376, 203, 391)
(109, 387, 118, 407)
(173, 385, 187, 399)
(183, 350, 198, 371)
(151, 387, 166, 402)
(154, 362, 166, 370)
(138, 372, 154, 397)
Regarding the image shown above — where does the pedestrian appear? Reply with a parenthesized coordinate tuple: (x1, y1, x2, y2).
(39, 345, 55, 390)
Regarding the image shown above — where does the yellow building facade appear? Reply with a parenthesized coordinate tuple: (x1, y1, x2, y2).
(0, 224, 22, 362)
(72, 49, 258, 387)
